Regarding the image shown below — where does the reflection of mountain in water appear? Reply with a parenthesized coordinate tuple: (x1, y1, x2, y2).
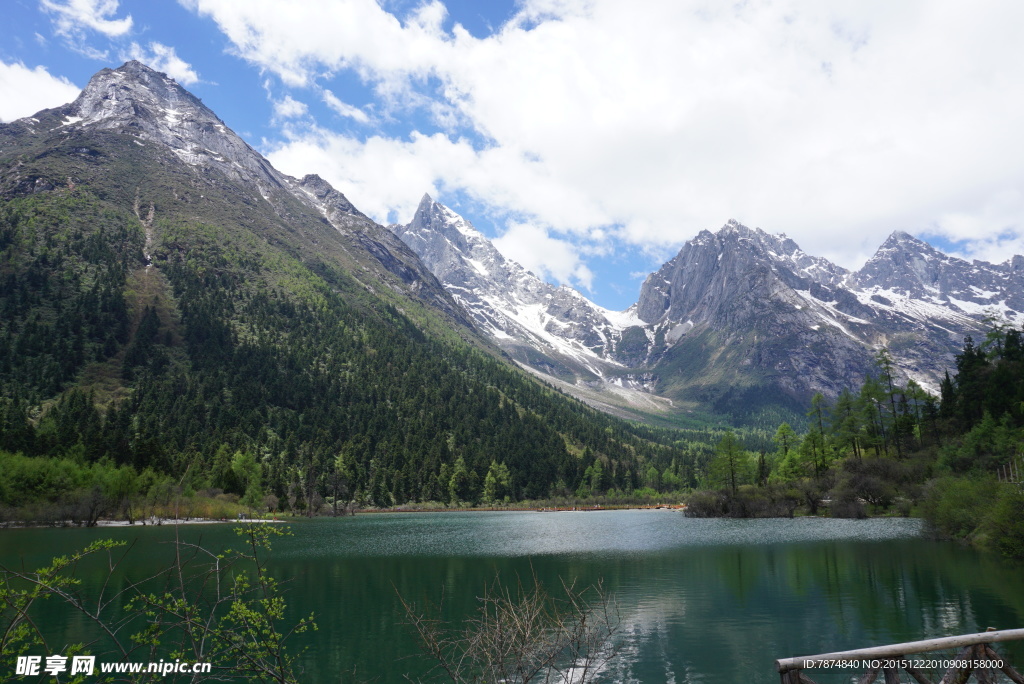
(553, 531, 1024, 683)
(5, 515, 1021, 683)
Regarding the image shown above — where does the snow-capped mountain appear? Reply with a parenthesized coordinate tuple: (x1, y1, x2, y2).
(392, 202, 1023, 421)
(847, 231, 1024, 318)
(630, 223, 1009, 407)
(390, 197, 644, 368)
(39, 60, 364, 223)
(0, 61, 467, 326)
(390, 196, 674, 416)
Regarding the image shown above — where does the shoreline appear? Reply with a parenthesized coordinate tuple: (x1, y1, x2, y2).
(0, 506, 687, 528)
(0, 516, 286, 529)
(355, 503, 686, 514)
(4, 505, 919, 527)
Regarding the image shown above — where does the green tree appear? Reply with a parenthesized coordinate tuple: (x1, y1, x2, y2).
(709, 432, 748, 496)
(482, 460, 511, 504)
(773, 423, 797, 460)
(860, 375, 889, 456)
(806, 393, 831, 476)
(448, 455, 472, 505)
(232, 450, 264, 511)
(874, 348, 904, 458)
(329, 449, 358, 515)
(830, 388, 863, 459)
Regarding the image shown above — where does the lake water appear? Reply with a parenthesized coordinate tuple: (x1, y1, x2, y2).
(2, 511, 1023, 683)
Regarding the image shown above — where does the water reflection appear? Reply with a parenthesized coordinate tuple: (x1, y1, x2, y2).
(2, 513, 1022, 683)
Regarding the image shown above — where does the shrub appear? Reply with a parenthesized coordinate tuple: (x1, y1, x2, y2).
(986, 487, 1024, 560)
(920, 476, 1000, 540)
(684, 490, 728, 517)
(401, 573, 618, 684)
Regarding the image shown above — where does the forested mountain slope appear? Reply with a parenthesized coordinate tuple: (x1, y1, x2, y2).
(0, 62, 697, 511)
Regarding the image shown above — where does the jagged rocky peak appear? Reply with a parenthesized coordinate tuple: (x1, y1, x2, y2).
(390, 196, 644, 377)
(871, 230, 947, 264)
(849, 230, 1024, 315)
(395, 194, 497, 280)
(635, 220, 848, 324)
(411, 193, 483, 242)
(849, 230, 970, 297)
(53, 60, 284, 190)
(411, 193, 451, 230)
(69, 60, 218, 131)
(296, 174, 365, 219)
(415, 192, 435, 216)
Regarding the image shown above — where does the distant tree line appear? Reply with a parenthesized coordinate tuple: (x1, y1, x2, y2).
(689, 321, 1024, 558)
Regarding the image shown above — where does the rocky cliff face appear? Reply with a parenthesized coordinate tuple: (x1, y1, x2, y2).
(391, 195, 646, 377)
(635, 221, 849, 324)
(393, 201, 1023, 421)
(391, 196, 680, 419)
(0, 61, 468, 328)
(848, 231, 1024, 317)
(633, 224, 1009, 405)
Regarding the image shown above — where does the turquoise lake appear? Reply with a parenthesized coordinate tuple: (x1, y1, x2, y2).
(2, 511, 1023, 682)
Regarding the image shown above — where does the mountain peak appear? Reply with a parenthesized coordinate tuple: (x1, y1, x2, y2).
(721, 219, 752, 234)
(118, 59, 155, 76)
(390, 200, 639, 382)
(412, 193, 438, 221)
(863, 231, 951, 273)
(50, 60, 297, 191)
(851, 229, 972, 297)
(880, 230, 930, 251)
(69, 60, 216, 130)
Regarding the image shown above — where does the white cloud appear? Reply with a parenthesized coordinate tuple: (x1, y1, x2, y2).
(123, 42, 200, 85)
(493, 222, 595, 290)
(266, 125, 605, 230)
(924, 189, 1024, 265)
(0, 61, 80, 122)
(182, 0, 448, 87)
(195, 0, 1024, 272)
(267, 127, 451, 223)
(272, 95, 308, 120)
(321, 90, 369, 123)
(40, 0, 133, 38)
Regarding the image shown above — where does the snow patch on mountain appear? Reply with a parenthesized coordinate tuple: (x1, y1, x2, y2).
(390, 195, 650, 386)
(395, 199, 1023, 410)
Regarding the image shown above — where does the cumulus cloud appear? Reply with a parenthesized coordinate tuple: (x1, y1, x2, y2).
(41, 0, 133, 39)
(0, 61, 80, 122)
(493, 222, 595, 290)
(123, 42, 200, 85)
(924, 189, 1024, 265)
(272, 95, 309, 120)
(183, 0, 447, 87)
(267, 126, 604, 228)
(195, 0, 1024, 272)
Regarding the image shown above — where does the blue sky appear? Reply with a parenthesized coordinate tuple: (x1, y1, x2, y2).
(3, 1, 1024, 311)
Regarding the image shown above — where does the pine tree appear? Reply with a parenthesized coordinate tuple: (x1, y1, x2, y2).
(709, 431, 747, 496)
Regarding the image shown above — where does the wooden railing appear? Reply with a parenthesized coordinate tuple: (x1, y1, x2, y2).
(998, 455, 1023, 487)
(775, 628, 1024, 684)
